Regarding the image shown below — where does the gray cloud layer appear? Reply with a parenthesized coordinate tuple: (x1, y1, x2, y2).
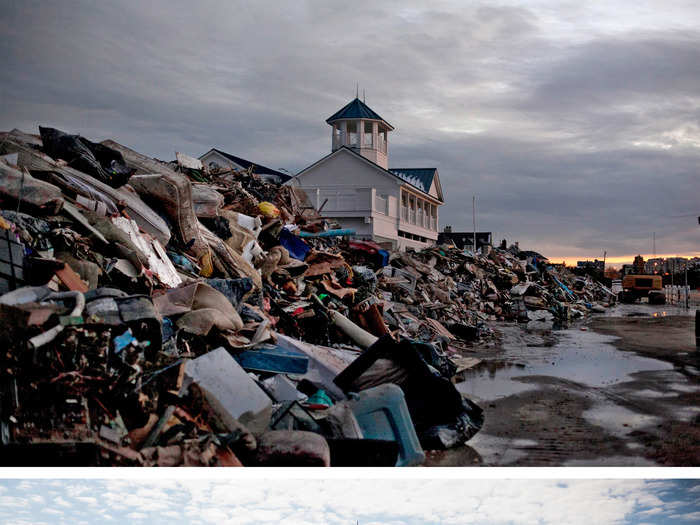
(1, 0, 699, 261)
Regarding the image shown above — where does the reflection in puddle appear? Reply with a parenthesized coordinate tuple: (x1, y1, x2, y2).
(466, 433, 537, 465)
(582, 404, 660, 438)
(453, 361, 536, 399)
(601, 303, 695, 318)
(455, 329, 673, 402)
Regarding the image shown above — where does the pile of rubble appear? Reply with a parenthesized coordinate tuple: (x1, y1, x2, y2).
(0, 127, 614, 466)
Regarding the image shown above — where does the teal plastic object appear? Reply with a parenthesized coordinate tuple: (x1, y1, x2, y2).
(305, 389, 333, 408)
(349, 384, 425, 467)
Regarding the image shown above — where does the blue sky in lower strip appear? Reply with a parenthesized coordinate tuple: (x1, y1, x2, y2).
(0, 479, 697, 525)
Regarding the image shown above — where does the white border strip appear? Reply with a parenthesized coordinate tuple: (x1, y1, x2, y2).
(0, 467, 697, 480)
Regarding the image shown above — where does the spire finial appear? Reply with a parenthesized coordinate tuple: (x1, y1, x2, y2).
(363, 89, 365, 103)
(356, 82, 359, 98)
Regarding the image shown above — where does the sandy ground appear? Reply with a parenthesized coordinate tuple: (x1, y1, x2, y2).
(424, 304, 700, 466)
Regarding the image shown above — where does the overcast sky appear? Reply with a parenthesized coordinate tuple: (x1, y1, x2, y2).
(0, 478, 698, 525)
(1, 1, 699, 263)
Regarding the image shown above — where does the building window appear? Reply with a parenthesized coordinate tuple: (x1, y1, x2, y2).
(347, 121, 358, 147)
(333, 124, 342, 148)
(375, 193, 387, 214)
(364, 122, 373, 146)
(378, 129, 387, 153)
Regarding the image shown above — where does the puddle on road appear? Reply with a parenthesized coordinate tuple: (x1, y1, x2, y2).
(598, 303, 696, 318)
(466, 434, 538, 465)
(582, 404, 661, 438)
(455, 329, 673, 402)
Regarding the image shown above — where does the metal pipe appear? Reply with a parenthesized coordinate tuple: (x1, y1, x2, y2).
(311, 293, 378, 349)
(328, 310, 378, 349)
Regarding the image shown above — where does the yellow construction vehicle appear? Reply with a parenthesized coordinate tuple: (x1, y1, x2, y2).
(620, 274, 665, 304)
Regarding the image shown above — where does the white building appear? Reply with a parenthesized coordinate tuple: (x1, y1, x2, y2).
(290, 98, 444, 250)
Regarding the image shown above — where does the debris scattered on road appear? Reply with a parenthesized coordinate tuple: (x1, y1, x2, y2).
(0, 127, 616, 466)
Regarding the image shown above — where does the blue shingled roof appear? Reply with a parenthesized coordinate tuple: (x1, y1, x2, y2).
(389, 168, 436, 194)
(326, 98, 393, 129)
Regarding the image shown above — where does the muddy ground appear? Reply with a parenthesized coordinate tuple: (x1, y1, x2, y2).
(424, 304, 700, 466)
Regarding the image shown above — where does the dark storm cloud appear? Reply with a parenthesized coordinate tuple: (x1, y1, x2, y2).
(1, 0, 698, 260)
(525, 35, 700, 108)
(393, 133, 700, 258)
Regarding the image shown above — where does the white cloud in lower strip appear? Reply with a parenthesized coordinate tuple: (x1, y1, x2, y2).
(53, 496, 72, 508)
(101, 479, 661, 525)
(638, 508, 665, 516)
(0, 478, 696, 525)
(0, 496, 26, 508)
(672, 512, 700, 521)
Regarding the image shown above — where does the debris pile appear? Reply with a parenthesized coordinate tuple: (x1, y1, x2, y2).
(0, 127, 613, 466)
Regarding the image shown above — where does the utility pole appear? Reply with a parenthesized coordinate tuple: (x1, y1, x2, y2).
(671, 258, 674, 290)
(653, 231, 656, 257)
(603, 250, 607, 280)
(685, 264, 689, 309)
(472, 195, 476, 254)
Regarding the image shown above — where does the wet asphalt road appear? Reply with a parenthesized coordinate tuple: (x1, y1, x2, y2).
(424, 303, 700, 466)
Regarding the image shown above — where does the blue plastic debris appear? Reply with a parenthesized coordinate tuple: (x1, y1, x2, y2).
(113, 328, 136, 353)
(206, 278, 253, 308)
(278, 228, 311, 261)
(298, 228, 356, 238)
(348, 383, 425, 467)
(161, 317, 175, 342)
(552, 276, 576, 301)
(234, 343, 310, 374)
(168, 252, 198, 274)
(305, 389, 333, 409)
